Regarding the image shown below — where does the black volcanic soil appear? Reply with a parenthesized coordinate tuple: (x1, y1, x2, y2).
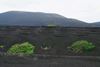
(0, 26, 100, 67)
(0, 26, 100, 55)
(0, 56, 100, 67)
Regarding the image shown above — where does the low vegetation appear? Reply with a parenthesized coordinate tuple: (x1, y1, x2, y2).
(0, 40, 97, 56)
(7, 42, 35, 56)
(68, 40, 96, 54)
(0, 45, 4, 48)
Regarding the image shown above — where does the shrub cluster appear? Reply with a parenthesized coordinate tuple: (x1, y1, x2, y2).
(7, 42, 35, 56)
(0, 40, 96, 56)
(68, 40, 96, 54)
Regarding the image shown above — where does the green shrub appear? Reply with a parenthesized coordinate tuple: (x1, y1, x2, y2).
(68, 40, 96, 54)
(47, 23, 57, 27)
(7, 42, 35, 56)
(0, 45, 4, 48)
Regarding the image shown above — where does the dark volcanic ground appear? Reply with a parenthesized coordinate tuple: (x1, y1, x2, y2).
(0, 26, 100, 67)
(0, 26, 100, 55)
(0, 56, 100, 67)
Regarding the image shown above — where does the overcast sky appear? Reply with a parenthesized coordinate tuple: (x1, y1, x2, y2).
(0, 0, 100, 23)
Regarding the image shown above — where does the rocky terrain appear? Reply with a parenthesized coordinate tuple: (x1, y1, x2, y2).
(0, 26, 99, 56)
(0, 55, 100, 67)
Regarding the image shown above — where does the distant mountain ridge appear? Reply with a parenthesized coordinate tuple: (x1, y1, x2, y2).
(0, 11, 99, 27)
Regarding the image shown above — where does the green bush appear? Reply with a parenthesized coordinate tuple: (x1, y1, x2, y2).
(0, 45, 4, 48)
(47, 23, 57, 27)
(68, 40, 96, 54)
(7, 42, 35, 56)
